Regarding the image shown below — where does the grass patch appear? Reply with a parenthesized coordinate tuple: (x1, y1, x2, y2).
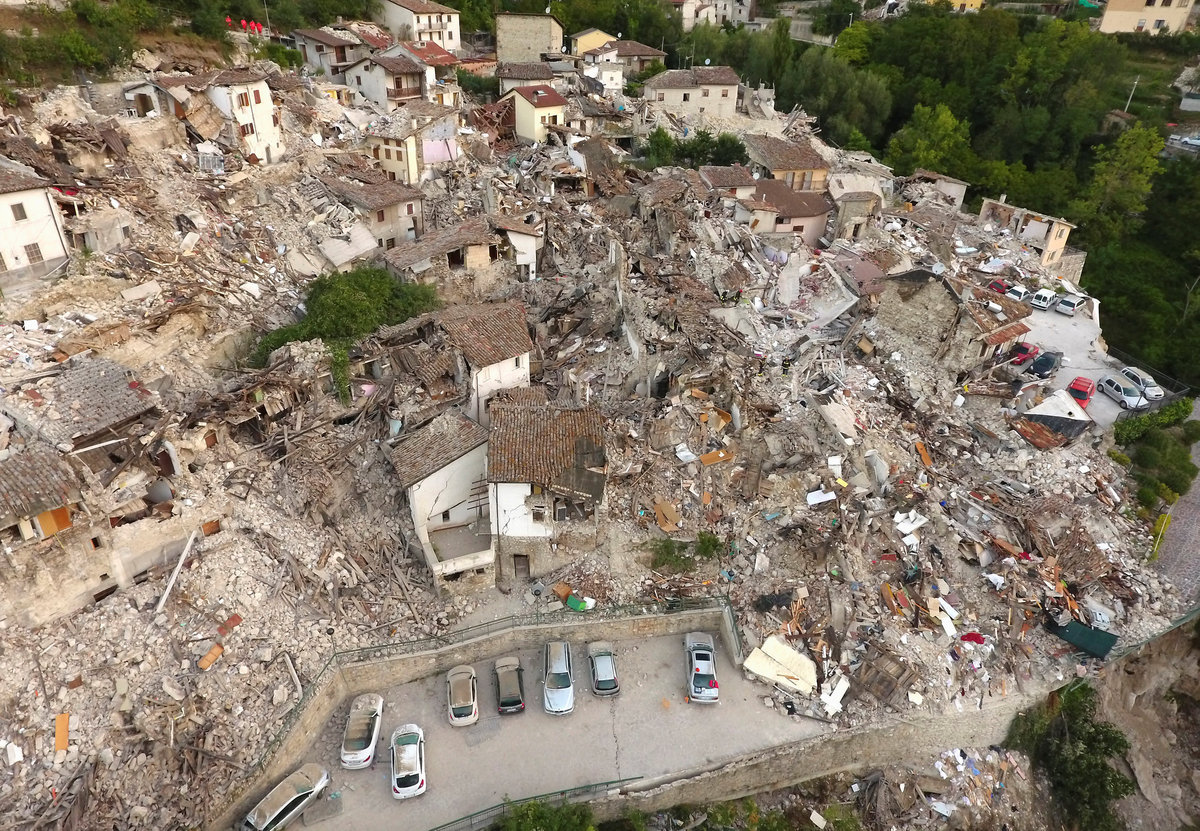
(648, 538, 693, 573)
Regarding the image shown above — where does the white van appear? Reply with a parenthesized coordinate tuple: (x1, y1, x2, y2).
(1030, 288, 1059, 310)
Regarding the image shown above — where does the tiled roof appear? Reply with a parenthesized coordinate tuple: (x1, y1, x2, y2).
(0, 443, 80, 526)
(586, 39, 665, 58)
(345, 21, 393, 49)
(497, 62, 554, 80)
(383, 0, 458, 14)
(487, 214, 542, 236)
(383, 217, 498, 271)
(436, 301, 533, 368)
(388, 410, 488, 489)
(4, 358, 157, 447)
(372, 55, 425, 75)
(752, 179, 832, 217)
(742, 133, 828, 172)
(643, 66, 739, 89)
(505, 84, 568, 108)
(319, 175, 423, 211)
(639, 177, 687, 206)
(699, 164, 755, 190)
(487, 401, 605, 491)
(293, 27, 357, 47)
(156, 69, 266, 89)
(401, 40, 458, 66)
(0, 168, 48, 195)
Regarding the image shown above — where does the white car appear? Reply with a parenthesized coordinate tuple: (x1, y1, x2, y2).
(339, 693, 383, 769)
(1119, 366, 1165, 401)
(1030, 288, 1059, 311)
(1055, 295, 1086, 316)
(446, 665, 479, 727)
(543, 641, 575, 715)
(685, 632, 719, 704)
(242, 763, 329, 831)
(1099, 375, 1148, 410)
(390, 725, 427, 799)
(1005, 284, 1031, 303)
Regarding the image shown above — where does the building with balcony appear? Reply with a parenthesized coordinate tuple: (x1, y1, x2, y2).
(345, 54, 426, 109)
(377, 0, 461, 54)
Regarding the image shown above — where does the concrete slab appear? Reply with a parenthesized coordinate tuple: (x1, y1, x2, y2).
(304, 634, 828, 830)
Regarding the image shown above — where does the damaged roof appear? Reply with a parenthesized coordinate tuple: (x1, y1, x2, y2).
(699, 164, 756, 190)
(487, 214, 543, 236)
(0, 443, 81, 528)
(319, 175, 423, 211)
(383, 0, 459, 13)
(497, 63, 554, 80)
(293, 27, 357, 47)
(0, 168, 49, 194)
(370, 55, 425, 76)
(436, 300, 534, 367)
(585, 40, 666, 58)
(743, 134, 829, 172)
(400, 40, 458, 66)
(751, 179, 833, 217)
(383, 217, 498, 271)
(388, 410, 488, 489)
(488, 401, 605, 495)
(642, 66, 740, 88)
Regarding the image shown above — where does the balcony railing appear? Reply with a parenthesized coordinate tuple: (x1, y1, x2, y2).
(387, 86, 422, 99)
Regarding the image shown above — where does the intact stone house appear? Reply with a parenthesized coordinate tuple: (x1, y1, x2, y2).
(642, 67, 739, 119)
(495, 12, 565, 63)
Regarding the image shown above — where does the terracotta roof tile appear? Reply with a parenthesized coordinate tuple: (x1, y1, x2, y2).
(699, 164, 755, 190)
(401, 40, 458, 66)
(742, 134, 829, 172)
(0, 443, 80, 527)
(383, 217, 498, 271)
(0, 168, 47, 195)
(487, 401, 605, 491)
(388, 410, 487, 489)
(293, 27, 357, 47)
(751, 179, 832, 217)
(383, 0, 458, 14)
(505, 84, 568, 108)
(497, 63, 555, 80)
(372, 55, 425, 75)
(436, 301, 533, 368)
(643, 66, 738, 89)
(319, 175, 423, 211)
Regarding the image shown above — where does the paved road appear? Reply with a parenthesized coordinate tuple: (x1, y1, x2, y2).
(296, 634, 826, 830)
(1022, 304, 1126, 428)
(1154, 437, 1200, 604)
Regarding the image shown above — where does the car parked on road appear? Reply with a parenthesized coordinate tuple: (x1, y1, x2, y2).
(1010, 342, 1040, 366)
(685, 632, 719, 704)
(446, 665, 479, 727)
(543, 641, 575, 715)
(1024, 351, 1063, 380)
(390, 725, 426, 799)
(1005, 284, 1031, 303)
(242, 763, 330, 831)
(1066, 377, 1096, 409)
(1119, 366, 1165, 401)
(494, 656, 526, 714)
(587, 642, 620, 697)
(987, 278, 1012, 295)
(1030, 288, 1059, 311)
(1055, 294, 1086, 316)
(1099, 375, 1149, 410)
(339, 693, 383, 769)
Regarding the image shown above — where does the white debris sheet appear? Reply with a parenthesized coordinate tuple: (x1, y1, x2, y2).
(743, 634, 819, 696)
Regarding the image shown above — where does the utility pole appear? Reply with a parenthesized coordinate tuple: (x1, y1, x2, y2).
(1125, 75, 1140, 113)
(262, 0, 271, 35)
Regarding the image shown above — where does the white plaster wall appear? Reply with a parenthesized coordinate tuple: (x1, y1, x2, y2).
(506, 231, 538, 267)
(409, 443, 488, 529)
(650, 85, 736, 119)
(490, 481, 550, 538)
(470, 354, 531, 424)
(346, 62, 391, 108)
(0, 187, 69, 273)
(207, 80, 284, 164)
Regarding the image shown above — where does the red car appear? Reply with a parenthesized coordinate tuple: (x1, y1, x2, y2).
(1010, 342, 1040, 366)
(988, 279, 1012, 294)
(1066, 376, 1096, 408)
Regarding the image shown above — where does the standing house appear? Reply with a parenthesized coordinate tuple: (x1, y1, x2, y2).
(389, 40, 462, 106)
(500, 85, 569, 144)
(495, 13, 565, 64)
(827, 172, 884, 241)
(389, 411, 494, 586)
(582, 40, 667, 76)
(710, 0, 755, 24)
(570, 28, 617, 55)
(1099, 0, 1191, 33)
(377, 0, 461, 54)
(743, 133, 829, 192)
(292, 28, 370, 81)
(742, 179, 832, 248)
(344, 54, 426, 108)
(488, 400, 606, 581)
(0, 169, 71, 295)
(699, 164, 757, 199)
(671, 0, 718, 31)
(156, 70, 284, 165)
(383, 216, 502, 292)
(319, 174, 425, 249)
(641, 67, 740, 119)
(497, 63, 556, 95)
(364, 120, 421, 183)
(979, 197, 1076, 271)
(437, 301, 534, 425)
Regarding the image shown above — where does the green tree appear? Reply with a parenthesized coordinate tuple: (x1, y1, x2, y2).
(645, 126, 676, 167)
(711, 133, 749, 165)
(495, 801, 595, 831)
(779, 48, 892, 148)
(833, 21, 872, 65)
(1068, 122, 1164, 245)
(813, 0, 861, 37)
(884, 102, 975, 177)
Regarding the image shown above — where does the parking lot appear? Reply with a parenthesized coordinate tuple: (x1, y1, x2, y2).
(298, 634, 826, 829)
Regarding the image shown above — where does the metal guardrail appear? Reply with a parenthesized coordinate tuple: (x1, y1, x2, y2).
(1104, 345, 1192, 398)
(213, 596, 739, 824)
(427, 777, 644, 831)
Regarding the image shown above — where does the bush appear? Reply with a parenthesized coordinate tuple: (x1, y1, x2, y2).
(254, 41, 302, 67)
(1157, 481, 1180, 505)
(695, 531, 722, 559)
(1132, 444, 1162, 469)
(495, 800, 595, 831)
(1136, 484, 1159, 507)
(649, 538, 693, 573)
(456, 68, 499, 99)
(1183, 419, 1200, 445)
(1107, 449, 1131, 467)
(1114, 397, 1195, 445)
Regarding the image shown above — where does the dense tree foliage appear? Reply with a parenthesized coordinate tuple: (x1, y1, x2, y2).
(642, 127, 748, 168)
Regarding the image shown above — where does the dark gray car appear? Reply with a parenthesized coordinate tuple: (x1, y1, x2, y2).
(494, 656, 526, 714)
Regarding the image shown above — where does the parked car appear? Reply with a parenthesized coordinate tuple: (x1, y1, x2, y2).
(587, 642, 620, 697)
(1099, 375, 1149, 410)
(446, 665, 479, 727)
(390, 725, 427, 799)
(1030, 288, 1059, 311)
(1055, 294, 1086, 316)
(494, 656, 526, 715)
(1024, 351, 1063, 380)
(339, 693, 383, 769)
(1005, 284, 1031, 303)
(1010, 342, 1040, 366)
(685, 632, 719, 704)
(1066, 377, 1096, 409)
(1119, 366, 1165, 401)
(242, 763, 329, 831)
(543, 641, 575, 715)
(987, 278, 1012, 295)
